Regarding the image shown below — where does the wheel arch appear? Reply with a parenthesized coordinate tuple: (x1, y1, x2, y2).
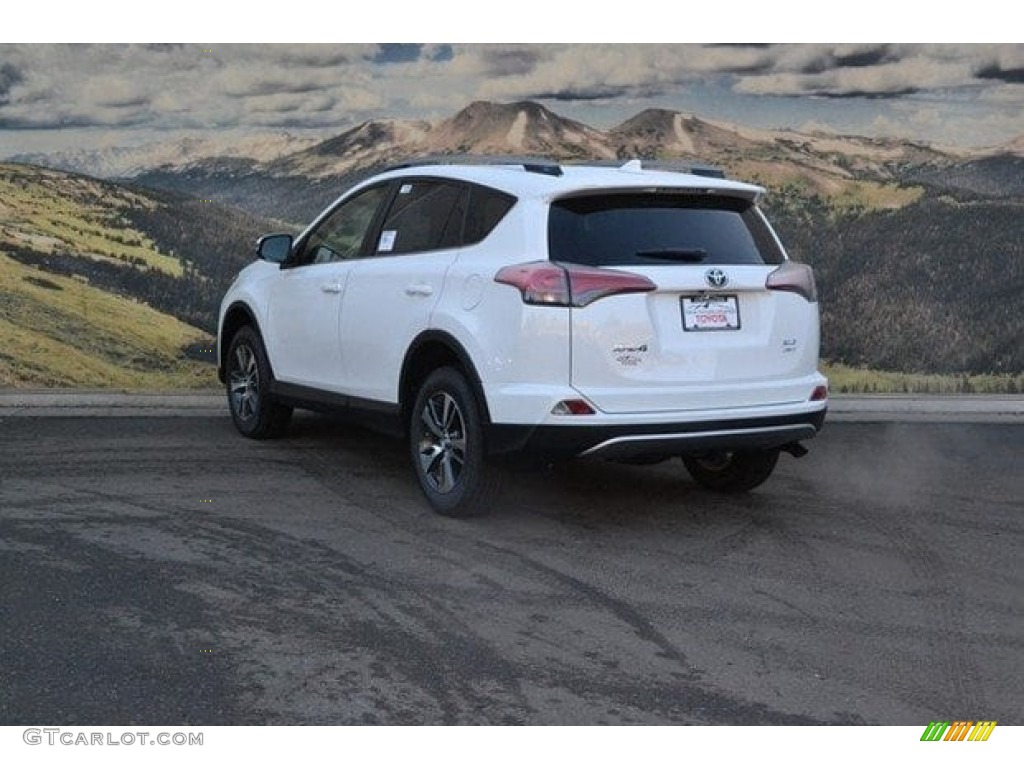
(219, 301, 263, 383)
(399, 331, 491, 431)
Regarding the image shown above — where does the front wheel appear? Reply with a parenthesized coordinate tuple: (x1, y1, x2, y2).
(681, 449, 779, 493)
(409, 367, 501, 517)
(225, 325, 292, 439)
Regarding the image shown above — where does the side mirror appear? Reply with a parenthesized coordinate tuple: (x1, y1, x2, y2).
(256, 233, 293, 264)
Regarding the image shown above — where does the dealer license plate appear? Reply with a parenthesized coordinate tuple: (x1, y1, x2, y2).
(682, 295, 740, 331)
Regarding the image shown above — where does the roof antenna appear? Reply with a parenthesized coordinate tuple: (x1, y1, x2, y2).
(619, 159, 643, 173)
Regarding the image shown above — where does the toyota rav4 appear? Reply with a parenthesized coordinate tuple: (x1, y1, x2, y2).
(218, 157, 828, 516)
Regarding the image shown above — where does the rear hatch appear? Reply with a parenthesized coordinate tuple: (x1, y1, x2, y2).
(550, 191, 819, 414)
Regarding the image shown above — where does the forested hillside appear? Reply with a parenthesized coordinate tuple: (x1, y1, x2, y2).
(132, 163, 348, 227)
(767, 192, 1024, 374)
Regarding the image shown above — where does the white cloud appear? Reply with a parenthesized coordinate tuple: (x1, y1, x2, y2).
(733, 45, 1023, 97)
(81, 75, 149, 108)
(977, 83, 1024, 104)
(0, 43, 1021, 148)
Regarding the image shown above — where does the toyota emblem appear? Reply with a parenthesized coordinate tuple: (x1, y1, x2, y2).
(704, 268, 728, 288)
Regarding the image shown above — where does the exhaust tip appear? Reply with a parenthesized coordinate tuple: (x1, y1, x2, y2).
(782, 442, 809, 458)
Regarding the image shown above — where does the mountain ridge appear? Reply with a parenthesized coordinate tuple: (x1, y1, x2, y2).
(9, 131, 323, 181)
(250, 100, 983, 184)
(10, 101, 1023, 185)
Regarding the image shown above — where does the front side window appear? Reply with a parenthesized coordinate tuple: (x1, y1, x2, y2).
(297, 184, 391, 265)
(548, 194, 785, 267)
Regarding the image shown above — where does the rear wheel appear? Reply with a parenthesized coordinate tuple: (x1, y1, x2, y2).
(681, 449, 779, 493)
(409, 367, 501, 517)
(226, 325, 292, 439)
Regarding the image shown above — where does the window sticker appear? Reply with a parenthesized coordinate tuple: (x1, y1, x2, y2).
(378, 229, 398, 252)
(399, 184, 413, 194)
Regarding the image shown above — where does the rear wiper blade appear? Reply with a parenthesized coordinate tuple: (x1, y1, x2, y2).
(634, 248, 708, 262)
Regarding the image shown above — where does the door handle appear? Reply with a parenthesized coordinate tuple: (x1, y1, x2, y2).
(321, 282, 343, 294)
(404, 283, 434, 297)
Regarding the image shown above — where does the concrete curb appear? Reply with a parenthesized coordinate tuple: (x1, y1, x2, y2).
(0, 391, 225, 418)
(0, 391, 223, 408)
(1, 391, 1021, 423)
(825, 394, 1024, 423)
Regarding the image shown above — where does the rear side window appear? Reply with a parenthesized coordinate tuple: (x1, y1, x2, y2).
(548, 194, 784, 267)
(464, 185, 515, 245)
(377, 181, 466, 255)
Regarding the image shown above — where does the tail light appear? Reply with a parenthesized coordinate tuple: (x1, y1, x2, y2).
(495, 262, 656, 308)
(766, 260, 817, 302)
(810, 385, 828, 401)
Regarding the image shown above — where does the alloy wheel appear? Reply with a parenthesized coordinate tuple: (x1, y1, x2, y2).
(229, 343, 259, 421)
(417, 391, 467, 494)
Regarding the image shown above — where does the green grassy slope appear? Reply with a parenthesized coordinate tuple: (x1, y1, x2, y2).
(0, 253, 214, 388)
(0, 164, 217, 389)
(0, 164, 183, 276)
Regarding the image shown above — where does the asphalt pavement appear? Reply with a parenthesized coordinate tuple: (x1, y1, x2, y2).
(0, 398, 1021, 724)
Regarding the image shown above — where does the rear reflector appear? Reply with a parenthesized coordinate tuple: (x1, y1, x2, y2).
(767, 260, 818, 303)
(551, 399, 596, 415)
(495, 262, 656, 308)
(810, 385, 828, 401)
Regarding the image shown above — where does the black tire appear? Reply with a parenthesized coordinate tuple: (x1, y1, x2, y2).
(409, 367, 501, 517)
(225, 325, 292, 439)
(681, 449, 779, 493)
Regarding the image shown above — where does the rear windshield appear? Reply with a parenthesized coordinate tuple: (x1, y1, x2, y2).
(548, 194, 784, 267)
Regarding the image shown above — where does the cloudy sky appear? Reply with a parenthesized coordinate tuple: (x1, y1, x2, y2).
(1, 43, 1021, 156)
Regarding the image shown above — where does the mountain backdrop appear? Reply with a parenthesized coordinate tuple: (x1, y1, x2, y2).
(2, 100, 1022, 388)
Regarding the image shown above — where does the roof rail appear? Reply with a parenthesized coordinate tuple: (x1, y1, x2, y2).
(381, 155, 726, 180)
(384, 154, 563, 177)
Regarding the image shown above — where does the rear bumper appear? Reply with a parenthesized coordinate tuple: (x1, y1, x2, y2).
(486, 406, 827, 461)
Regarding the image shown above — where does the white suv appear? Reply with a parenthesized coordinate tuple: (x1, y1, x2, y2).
(218, 157, 828, 516)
